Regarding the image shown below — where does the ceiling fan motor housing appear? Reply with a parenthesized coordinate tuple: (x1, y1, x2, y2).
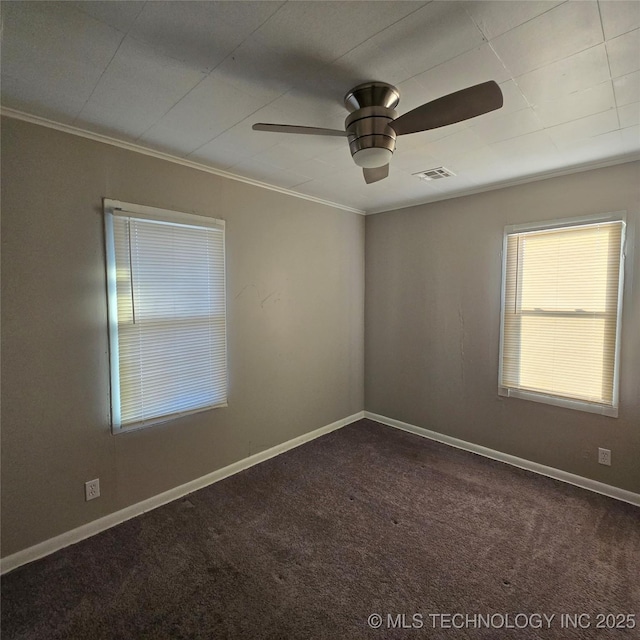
(344, 82, 400, 168)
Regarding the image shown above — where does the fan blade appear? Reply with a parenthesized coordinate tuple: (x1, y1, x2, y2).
(390, 81, 503, 136)
(363, 164, 389, 184)
(252, 123, 347, 137)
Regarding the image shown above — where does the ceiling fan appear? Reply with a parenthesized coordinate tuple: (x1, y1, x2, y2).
(253, 80, 503, 184)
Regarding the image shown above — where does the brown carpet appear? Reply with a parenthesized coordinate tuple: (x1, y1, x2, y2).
(2, 419, 639, 639)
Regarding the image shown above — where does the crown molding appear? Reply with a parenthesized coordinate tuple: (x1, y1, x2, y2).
(367, 153, 640, 215)
(0, 107, 366, 216)
(4, 107, 637, 218)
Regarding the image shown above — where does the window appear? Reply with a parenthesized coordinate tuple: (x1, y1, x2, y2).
(104, 199, 227, 432)
(499, 213, 625, 417)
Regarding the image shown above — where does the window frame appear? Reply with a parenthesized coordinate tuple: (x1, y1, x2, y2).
(498, 211, 626, 418)
(103, 198, 228, 434)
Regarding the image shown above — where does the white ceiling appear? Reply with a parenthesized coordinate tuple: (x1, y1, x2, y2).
(1, 1, 639, 213)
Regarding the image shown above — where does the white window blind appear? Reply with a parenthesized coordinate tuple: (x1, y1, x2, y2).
(104, 200, 227, 432)
(499, 216, 625, 416)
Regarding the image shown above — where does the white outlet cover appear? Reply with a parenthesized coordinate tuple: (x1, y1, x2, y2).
(598, 448, 611, 466)
(85, 478, 101, 501)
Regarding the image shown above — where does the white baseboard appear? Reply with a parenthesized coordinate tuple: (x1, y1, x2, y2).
(364, 411, 640, 508)
(1, 411, 364, 575)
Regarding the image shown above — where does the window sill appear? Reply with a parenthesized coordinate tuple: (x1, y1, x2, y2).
(498, 387, 618, 418)
(112, 401, 228, 434)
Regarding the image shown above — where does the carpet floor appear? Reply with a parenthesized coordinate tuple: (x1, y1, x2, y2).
(2, 419, 639, 639)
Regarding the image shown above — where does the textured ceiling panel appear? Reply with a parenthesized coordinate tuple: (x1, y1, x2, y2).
(490, 1, 603, 77)
(68, 1, 145, 34)
(252, 1, 421, 65)
(337, 1, 487, 87)
(139, 73, 268, 154)
(76, 37, 207, 138)
(462, 0, 565, 40)
(515, 44, 610, 103)
(128, 1, 283, 72)
(599, 0, 640, 40)
(606, 29, 640, 78)
(613, 71, 640, 106)
(1, 0, 638, 213)
(1, 2, 124, 118)
(531, 82, 616, 128)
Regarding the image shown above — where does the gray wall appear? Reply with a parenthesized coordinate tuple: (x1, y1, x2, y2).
(365, 162, 640, 494)
(1, 117, 365, 557)
(2, 116, 638, 560)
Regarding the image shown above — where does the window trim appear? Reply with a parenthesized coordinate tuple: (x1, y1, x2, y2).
(498, 211, 626, 418)
(103, 198, 227, 434)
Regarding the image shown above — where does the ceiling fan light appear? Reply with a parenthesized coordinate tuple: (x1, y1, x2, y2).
(352, 147, 393, 168)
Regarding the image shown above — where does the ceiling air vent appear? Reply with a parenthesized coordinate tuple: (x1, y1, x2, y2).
(413, 167, 456, 180)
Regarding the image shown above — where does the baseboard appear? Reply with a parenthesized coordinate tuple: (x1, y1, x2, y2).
(364, 411, 640, 508)
(1, 411, 364, 575)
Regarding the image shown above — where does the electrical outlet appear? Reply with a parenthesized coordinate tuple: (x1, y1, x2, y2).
(85, 478, 100, 501)
(598, 448, 611, 466)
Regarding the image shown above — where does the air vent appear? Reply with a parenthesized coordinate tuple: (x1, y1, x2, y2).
(413, 167, 456, 180)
